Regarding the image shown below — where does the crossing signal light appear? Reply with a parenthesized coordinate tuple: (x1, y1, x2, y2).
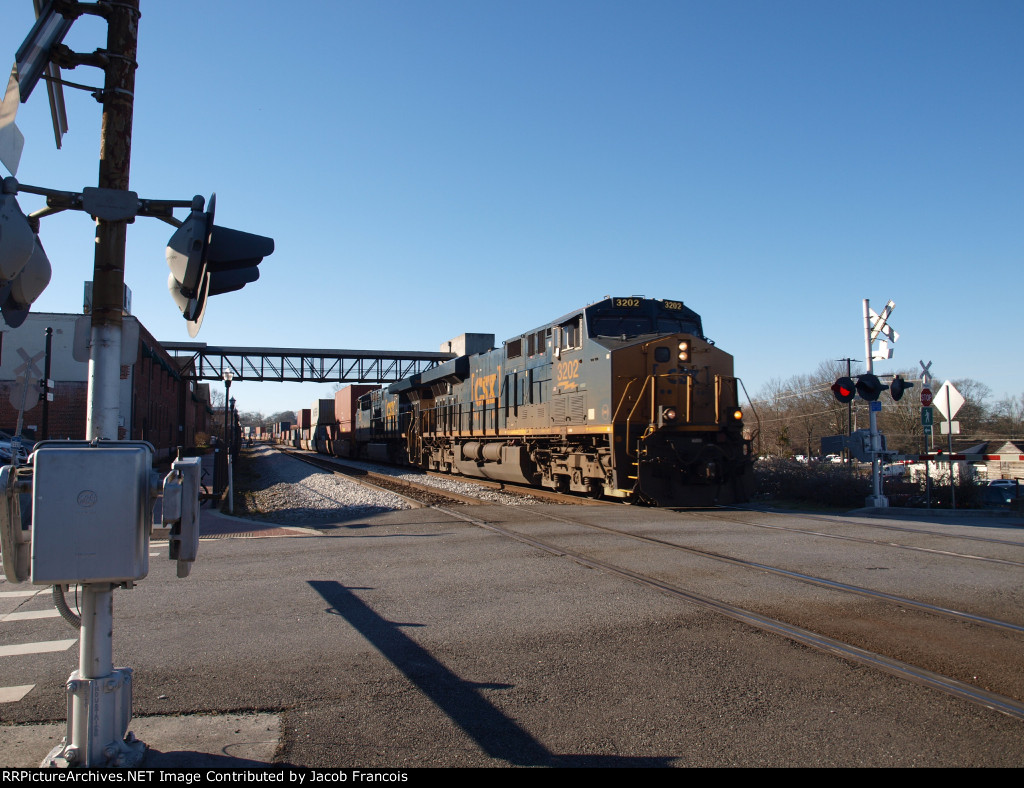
(831, 377, 855, 404)
(855, 373, 885, 402)
(890, 375, 914, 401)
(166, 193, 274, 337)
(0, 182, 51, 328)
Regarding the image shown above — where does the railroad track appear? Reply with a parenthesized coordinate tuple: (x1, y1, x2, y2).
(266, 446, 1024, 722)
(432, 503, 1024, 721)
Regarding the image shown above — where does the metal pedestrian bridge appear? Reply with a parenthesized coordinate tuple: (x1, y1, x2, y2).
(161, 342, 455, 384)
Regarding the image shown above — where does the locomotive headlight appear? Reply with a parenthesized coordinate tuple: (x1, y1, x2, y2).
(657, 405, 678, 427)
(677, 341, 690, 362)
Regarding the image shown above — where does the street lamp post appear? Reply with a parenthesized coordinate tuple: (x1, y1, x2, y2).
(221, 371, 233, 495)
(228, 395, 236, 514)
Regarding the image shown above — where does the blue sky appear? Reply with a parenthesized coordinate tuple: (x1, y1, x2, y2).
(1, 1, 1021, 416)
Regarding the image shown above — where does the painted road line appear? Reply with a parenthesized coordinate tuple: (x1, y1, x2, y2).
(0, 685, 34, 703)
(0, 639, 77, 657)
(1, 609, 62, 623)
(0, 590, 41, 598)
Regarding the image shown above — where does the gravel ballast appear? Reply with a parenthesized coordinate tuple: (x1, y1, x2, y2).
(234, 445, 413, 524)
(234, 445, 540, 525)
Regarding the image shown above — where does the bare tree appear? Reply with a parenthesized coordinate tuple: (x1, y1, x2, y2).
(990, 393, 1024, 440)
(949, 378, 992, 440)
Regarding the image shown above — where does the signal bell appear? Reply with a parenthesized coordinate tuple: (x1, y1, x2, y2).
(831, 377, 856, 404)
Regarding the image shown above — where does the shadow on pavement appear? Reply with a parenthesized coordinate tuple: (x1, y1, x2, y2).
(308, 580, 674, 767)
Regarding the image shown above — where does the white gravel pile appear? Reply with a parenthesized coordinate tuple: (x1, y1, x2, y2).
(239, 445, 412, 524)
(317, 455, 540, 506)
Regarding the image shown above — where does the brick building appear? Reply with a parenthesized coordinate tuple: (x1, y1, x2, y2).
(0, 312, 212, 462)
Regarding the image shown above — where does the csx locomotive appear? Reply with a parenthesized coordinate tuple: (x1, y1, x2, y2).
(338, 296, 754, 506)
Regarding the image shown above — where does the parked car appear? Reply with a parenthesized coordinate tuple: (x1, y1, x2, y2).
(981, 485, 1017, 508)
(987, 479, 1020, 498)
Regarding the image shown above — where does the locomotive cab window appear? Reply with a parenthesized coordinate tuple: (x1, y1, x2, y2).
(558, 316, 583, 352)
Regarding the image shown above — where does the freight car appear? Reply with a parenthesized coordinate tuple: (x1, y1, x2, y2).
(317, 297, 754, 506)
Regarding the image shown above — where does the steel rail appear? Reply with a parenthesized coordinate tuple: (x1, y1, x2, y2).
(502, 507, 1024, 635)
(694, 510, 1024, 569)
(421, 470, 616, 506)
(718, 505, 1024, 549)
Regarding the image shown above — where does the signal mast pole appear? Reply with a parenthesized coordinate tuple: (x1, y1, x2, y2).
(54, 0, 145, 769)
(86, 0, 138, 439)
(863, 299, 887, 507)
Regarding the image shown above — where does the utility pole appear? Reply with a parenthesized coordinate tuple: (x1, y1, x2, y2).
(86, 0, 138, 441)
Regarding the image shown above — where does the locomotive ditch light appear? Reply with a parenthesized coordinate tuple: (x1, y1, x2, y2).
(657, 405, 678, 427)
(731, 409, 743, 421)
(831, 377, 856, 404)
(678, 341, 690, 362)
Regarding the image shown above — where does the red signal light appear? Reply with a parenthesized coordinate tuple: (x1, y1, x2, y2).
(831, 377, 856, 404)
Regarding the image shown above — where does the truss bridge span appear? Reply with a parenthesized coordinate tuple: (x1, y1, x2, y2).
(161, 342, 455, 384)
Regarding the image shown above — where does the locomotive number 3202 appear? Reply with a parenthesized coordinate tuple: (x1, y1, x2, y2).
(557, 359, 581, 384)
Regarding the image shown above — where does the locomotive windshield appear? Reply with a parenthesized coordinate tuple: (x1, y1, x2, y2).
(586, 297, 703, 340)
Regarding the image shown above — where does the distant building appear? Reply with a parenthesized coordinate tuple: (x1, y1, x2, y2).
(977, 441, 1024, 482)
(0, 312, 211, 462)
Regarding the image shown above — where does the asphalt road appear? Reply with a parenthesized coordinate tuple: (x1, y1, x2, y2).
(2, 503, 1022, 767)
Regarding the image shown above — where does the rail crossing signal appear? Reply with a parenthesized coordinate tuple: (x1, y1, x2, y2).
(889, 375, 914, 401)
(830, 373, 914, 404)
(0, 180, 51, 327)
(166, 193, 274, 337)
(831, 377, 855, 403)
(855, 374, 885, 402)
